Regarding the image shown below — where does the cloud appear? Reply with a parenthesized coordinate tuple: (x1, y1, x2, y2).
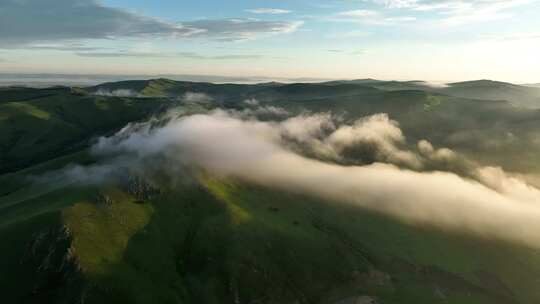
(66, 108, 540, 249)
(384, 16, 417, 22)
(369, 0, 538, 25)
(275, 113, 422, 168)
(243, 98, 260, 106)
(373, 0, 535, 11)
(372, 0, 449, 10)
(210, 54, 264, 60)
(0, 0, 302, 47)
(326, 49, 368, 56)
(93, 89, 215, 102)
(326, 30, 372, 39)
(417, 139, 460, 168)
(181, 92, 214, 104)
(179, 19, 303, 41)
(480, 32, 540, 42)
(352, 50, 368, 55)
(337, 9, 379, 18)
(94, 89, 140, 97)
(76, 51, 171, 58)
(25, 43, 105, 52)
(76, 50, 264, 60)
(245, 8, 292, 14)
(474, 166, 540, 203)
(0, 0, 193, 47)
(249, 106, 290, 117)
(334, 9, 416, 25)
(237, 98, 289, 117)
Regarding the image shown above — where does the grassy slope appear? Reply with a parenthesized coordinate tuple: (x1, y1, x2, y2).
(321, 79, 540, 109)
(3, 164, 540, 303)
(442, 80, 540, 108)
(0, 88, 168, 173)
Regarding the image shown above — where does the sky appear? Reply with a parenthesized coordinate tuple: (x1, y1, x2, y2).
(0, 0, 539, 83)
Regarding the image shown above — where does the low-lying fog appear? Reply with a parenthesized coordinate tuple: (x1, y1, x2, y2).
(42, 99, 540, 249)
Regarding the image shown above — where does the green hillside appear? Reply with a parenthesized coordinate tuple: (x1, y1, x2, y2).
(441, 80, 540, 108)
(320, 79, 540, 109)
(0, 87, 169, 173)
(3, 160, 540, 304)
(5, 78, 540, 176)
(3, 79, 540, 303)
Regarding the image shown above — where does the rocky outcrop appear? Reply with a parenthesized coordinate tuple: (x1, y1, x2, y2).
(123, 176, 161, 202)
(95, 192, 114, 206)
(21, 225, 86, 304)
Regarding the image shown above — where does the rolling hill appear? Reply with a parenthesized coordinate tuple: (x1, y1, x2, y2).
(440, 80, 540, 108)
(0, 86, 170, 174)
(3, 78, 540, 303)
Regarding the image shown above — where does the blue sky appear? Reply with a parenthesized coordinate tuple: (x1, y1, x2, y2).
(0, 0, 539, 82)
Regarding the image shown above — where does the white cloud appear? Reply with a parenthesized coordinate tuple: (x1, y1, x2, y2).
(238, 99, 289, 117)
(337, 9, 379, 18)
(481, 32, 540, 41)
(74, 50, 265, 60)
(384, 16, 417, 22)
(327, 30, 372, 39)
(243, 98, 260, 106)
(181, 92, 213, 103)
(94, 89, 140, 97)
(369, 0, 538, 25)
(79, 109, 540, 249)
(0, 0, 302, 47)
(245, 8, 292, 14)
(372, 0, 421, 8)
(334, 9, 416, 25)
(180, 19, 304, 41)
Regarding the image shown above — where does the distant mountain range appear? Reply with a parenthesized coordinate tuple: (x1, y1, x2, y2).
(0, 73, 331, 87)
(3, 77, 540, 174)
(86, 77, 540, 109)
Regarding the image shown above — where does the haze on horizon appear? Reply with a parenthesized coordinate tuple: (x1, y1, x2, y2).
(0, 0, 539, 83)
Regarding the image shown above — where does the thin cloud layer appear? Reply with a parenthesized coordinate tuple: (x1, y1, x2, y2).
(0, 0, 302, 47)
(50, 107, 540, 249)
(245, 8, 292, 14)
(180, 19, 303, 42)
(0, 0, 190, 46)
(76, 51, 264, 60)
(334, 9, 416, 25)
(94, 88, 140, 98)
(370, 0, 538, 25)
